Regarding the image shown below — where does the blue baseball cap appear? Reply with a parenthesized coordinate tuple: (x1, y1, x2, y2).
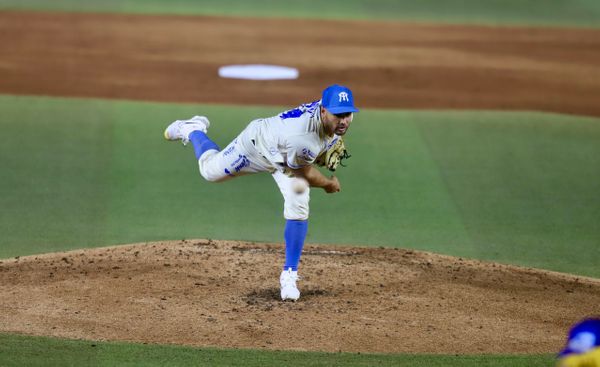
(321, 84, 359, 114)
(559, 318, 600, 357)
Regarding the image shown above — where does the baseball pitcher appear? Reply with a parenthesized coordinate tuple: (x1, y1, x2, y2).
(164, 84, 358, 301)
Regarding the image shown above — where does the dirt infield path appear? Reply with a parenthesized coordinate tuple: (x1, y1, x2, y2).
(1, 240, 599, 354)
(1, 11, 600, 116)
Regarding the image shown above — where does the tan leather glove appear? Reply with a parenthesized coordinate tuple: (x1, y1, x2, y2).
(315, 137, 351, 172)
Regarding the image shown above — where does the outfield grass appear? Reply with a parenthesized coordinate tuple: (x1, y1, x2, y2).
(413, 112, 600, 276)
(1, 0, 600, 27)
(1, 95, 599, 278)
(0, 333, 555, 367)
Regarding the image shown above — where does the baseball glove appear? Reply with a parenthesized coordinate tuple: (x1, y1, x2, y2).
(315, 137, 351, 172)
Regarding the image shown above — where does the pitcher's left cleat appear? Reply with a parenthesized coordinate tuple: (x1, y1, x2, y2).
(280, 268, 300, 301)
(164, 115, 210, 145)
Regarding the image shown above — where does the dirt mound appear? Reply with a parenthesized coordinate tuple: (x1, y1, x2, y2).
(1, 240, 598, 354)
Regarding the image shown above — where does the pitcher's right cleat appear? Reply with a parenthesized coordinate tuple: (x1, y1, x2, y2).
(280, 268, 300, 301)
(164, 115, 210, 145)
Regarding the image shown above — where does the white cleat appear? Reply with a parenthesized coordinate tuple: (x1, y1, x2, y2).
(280, 268, 300, 301)
(163, 115, 210, 145)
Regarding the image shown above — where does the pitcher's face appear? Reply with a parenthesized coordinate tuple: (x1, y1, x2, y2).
(321, 107, 353, 136)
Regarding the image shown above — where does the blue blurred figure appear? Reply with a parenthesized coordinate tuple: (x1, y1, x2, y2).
(557, 318, 600, 367)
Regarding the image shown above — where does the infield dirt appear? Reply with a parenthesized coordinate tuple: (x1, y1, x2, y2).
(1, 11, 600, 116)
(2, 240, 600, 354)
(1, 11, 599, 354)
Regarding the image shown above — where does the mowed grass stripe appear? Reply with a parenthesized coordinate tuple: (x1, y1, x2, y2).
(0, 333, 555, 367)
(1, 0, 600, 27)
(1, 95, 599, 279)
(414, 111, 600, 276)
(0, 97, 114, 252)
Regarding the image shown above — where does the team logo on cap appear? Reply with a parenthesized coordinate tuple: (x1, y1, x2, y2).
(338, 92, 349, 102)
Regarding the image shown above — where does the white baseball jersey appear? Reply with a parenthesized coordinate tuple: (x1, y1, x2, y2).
(196, 100, 340, 220)
(240, 100, 339, 172)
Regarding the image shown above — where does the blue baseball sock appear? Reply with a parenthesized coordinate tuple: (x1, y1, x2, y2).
(189, 130, 220, 160)
(283, 219, 308, 271)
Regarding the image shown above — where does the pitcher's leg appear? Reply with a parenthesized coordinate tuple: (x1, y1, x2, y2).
(189, 130, 219, 160)
(272, 171, 310, 268)
(272, 170, 310, 301)
(165, 115, 268, 182)
(272, 170, 310, 221)
(199, 136, 272, 182)
(280, 218, 307, 301)
(283, 219, 308, 271)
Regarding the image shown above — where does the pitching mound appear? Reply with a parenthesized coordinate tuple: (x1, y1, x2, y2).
(1, 240, 599, 354)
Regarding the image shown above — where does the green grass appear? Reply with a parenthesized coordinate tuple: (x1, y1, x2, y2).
(2, 0, 600, 27)
(414, 111, 600, 275)
(0, 333, 555, 367)
(1, 95, 599, 278)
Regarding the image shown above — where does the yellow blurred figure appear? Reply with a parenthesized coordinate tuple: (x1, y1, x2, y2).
(558, 347, 600, 367)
